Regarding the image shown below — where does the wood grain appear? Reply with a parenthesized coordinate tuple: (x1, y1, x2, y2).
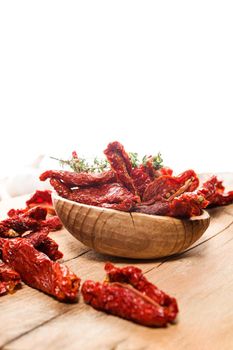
(53, 195, 210, 259)
(0, 174, 233, 350)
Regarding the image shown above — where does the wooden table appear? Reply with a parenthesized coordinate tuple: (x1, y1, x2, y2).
(1, 174, 233, 350)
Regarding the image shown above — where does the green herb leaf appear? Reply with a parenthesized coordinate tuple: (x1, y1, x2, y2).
(50, 155, 110, 173)
(141, 152, 163, 169)
(152, 152, 163, 169)
(128, 152, 140, 168)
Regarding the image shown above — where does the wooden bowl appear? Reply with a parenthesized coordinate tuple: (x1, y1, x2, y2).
(53, 195, 210, 259)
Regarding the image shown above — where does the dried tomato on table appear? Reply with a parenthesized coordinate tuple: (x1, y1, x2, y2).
(0, 238, 80, 302)
(26, 190, 55, 215)
(25, 228, 63, 261)
(82, 281, 170, 327)
(198, 176, 233, 207)
(82, 263, 178, 327)
(0, 201, 62, 238)
(105, 263, 178, 321)
(0, 214, 41, 237)
(24, 227, 50, 246)
(35, 236, 63, 261)
(0, 191, 76, 301)
(0, 262, 21, 296)
(40, 216, 62, 231)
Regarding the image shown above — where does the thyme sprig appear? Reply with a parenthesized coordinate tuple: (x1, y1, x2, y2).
(128, 152, 140, 168)
(50, 155, 110, 173)
(51, 150, 163, 173)
(130, 152, 163, 169)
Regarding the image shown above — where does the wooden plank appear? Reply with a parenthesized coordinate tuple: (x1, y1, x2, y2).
(3, 204, 233, 350)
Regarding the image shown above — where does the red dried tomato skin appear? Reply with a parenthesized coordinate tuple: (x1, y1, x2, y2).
(7, 206, 47, 221)
(50, 178, 72, 200)
(7, 208, 27, 217)
(198, 176, 219, 200)
(175, 170, 199, 192)
(131, 167, 152, 198)
(50, 178, 139, 212)
(143, 170, 199, 203)
(26, 207, 48, 220)
(26, 190, 53, 206)
(40, 170, 116, 187)
(197, 176, 233, 207)
(168, 193, 207, 217)
(104, 141, 136, 195)
(100, 198, 137, 212)
(1, 208, 43, 237)
(63, 182, 137, 206)
(81, 280, 168, 327)
(0, 262, 21, 296)
(2, 239, 80, 302)
(40, 216, 63, 231)
(36, 237, 63, 261)
(26, 190, 55, 215)
(211, 191, 233, 206)
(0, 217, 40, 237)
(135, 192, 208, 218)
(105, 263, 178, 322)
(25, 227, 50, 246)
(1, 200, 62, 238)
(104, 141, 133, 176)
(25, 229, 63, 260)
(156, 166, 173, 177)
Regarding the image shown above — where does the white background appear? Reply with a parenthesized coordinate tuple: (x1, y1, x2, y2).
(0, 1, 232, 177)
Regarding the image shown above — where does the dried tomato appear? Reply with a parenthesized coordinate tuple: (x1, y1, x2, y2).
(82, 281, 169, 327)
(25, 228, 63, 261)
(40, 216, 63, 231)
(105, 263, 178, 322)
(131, 166, 152, 198)
(50, 178, 139, 212)
(82, 263, 178, 327)
(26, 190, 55, 215)
(104, 141, 136, 194)
(198, 176, 233, 207)
(143, 170, 199, 203)
(40, 170, 116, 188)
(135, 193, 208, 218)
(1, 205, 62, 238)
(1, 238, 80, 302)
(0, 262, 21, 296)
(36, 237, 63, 261)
